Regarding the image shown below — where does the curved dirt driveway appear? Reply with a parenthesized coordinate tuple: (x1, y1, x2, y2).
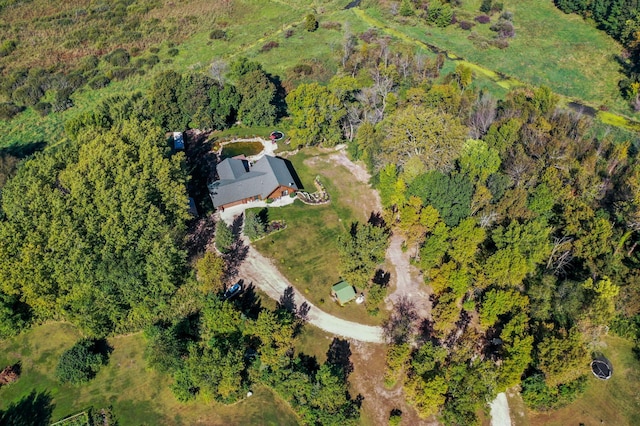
(239, 238, 384, 344)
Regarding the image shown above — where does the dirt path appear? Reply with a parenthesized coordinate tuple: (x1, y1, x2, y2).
(384, 234, 432, 320)
(239, 237, 384, 343)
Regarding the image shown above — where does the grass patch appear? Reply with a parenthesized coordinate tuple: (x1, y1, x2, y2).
(0, 323, 299, 425)
(252, 148, 385, 326)
(357, 1, 637, 118)
(527, 335, 640, 426)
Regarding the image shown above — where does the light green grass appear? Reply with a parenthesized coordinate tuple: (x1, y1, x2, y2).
(526, 335, 640, 426)
(252, 148, 385, 326)
(0, 322, 299, 425)
(356, 1, 640, 124)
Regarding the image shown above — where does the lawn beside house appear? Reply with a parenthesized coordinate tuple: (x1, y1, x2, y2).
(251, 148, 385, 326)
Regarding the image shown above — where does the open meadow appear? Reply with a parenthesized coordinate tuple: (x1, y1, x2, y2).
(0, 323, 299, 425)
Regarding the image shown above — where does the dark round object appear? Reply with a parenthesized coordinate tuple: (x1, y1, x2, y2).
(270, 131, 284, 141)
(591, 359, 612, 380)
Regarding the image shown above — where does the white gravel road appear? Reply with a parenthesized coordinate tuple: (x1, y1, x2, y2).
(238, 238, 384, 343)
(489, 392, 512, 426)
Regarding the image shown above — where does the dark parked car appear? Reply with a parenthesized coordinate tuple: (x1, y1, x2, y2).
(224, 281, 243, 300)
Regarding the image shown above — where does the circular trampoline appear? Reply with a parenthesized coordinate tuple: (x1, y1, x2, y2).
(270, 130, 284, 141)
(591, 358, 612, 380)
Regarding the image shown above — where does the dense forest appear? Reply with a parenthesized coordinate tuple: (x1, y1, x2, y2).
(0, 1, 639, 425)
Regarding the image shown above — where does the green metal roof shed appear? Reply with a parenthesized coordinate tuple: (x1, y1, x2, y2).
(331, 281, 356, 306)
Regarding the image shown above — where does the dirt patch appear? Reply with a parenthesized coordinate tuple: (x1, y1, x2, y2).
(349, 341, 437, 426)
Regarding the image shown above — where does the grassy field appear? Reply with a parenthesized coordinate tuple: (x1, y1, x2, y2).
(252, 148, 385, 326)
(358, 0, 634, 117)
(0, 323, 299, 425)
(518, 336, 640, 426)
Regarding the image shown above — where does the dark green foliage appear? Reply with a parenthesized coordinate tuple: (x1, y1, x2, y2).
(56, 338, 109, 385)
(245, 209, 267, 241)
(167, 47, 179, 57)
(521, 374, 587, 410)
(407, 171, 473, 227)
(88, 75, 111, 89)
(209, 83, 241, 129)
(480, 0, 493, 13)
(0, 39, 17, 57)
(236, 69, 277, 127)
(0, 120, 189, 336)
(337, 222, 390, 290)
(144, 321, 193, 372)
(230, 57, 263, 78)
(209, 29, 227, 40)
(52, 87, 73, 112)
(89, 406, 118, 426)
(0, 102, 23, 120)
(426, 0, 453, 28)
(105, 48, 130, 67)
(215, 220, 234, 253)
(399, 0, 414, 16)
(304, 14, 318, 32)
(0, 291, 30, 338)
(147, 70, 186, 131)
(11, 83, 43, 107)
(33, 101, 51, 117)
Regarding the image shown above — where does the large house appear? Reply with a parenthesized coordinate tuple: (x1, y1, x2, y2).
(209, 155, 299, 210)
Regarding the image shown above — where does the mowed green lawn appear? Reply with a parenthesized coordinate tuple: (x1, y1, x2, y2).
(361, 0, 630, 115)
(252, 148, 385, 326)
(0, 323, 299, 425)
(525, 335, 640, 426)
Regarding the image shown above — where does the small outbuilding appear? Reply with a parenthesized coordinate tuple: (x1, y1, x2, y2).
(331, 281, 356, 306)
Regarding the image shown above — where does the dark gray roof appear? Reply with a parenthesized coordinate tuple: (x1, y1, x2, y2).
(209, 156, 298, 208)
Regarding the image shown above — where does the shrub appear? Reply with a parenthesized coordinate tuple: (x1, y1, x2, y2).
(0, 102, 23, 120)
(490, 19, 515, 38)
(480, 0, 492, 13)
(146, 55, 160, 68)
(359, 28, 378, 43)
(12, 84, 43, 107)
(215, 220, 234, 253)
(33, 102, 51, 117)
(501, 10, 514, 21)
(209, 29, 227, 40)
(105, 48, 130, 67)
(150, 47, 160, 54)
(108, 67, 137, 81)
(292, 64, 313, 76)
(88, 75, 110, 89)
(0, 39, 17, 57)
(284, 28, 294, 38)
(304, 14, 318, 32)
(56, 338, 109, 385)
(459, 20, 475, 30)
(260, 41, 279, 52)
(52, 88, 74, 112)
(475, 15, 491, 24)
(167, 47, 179, 57)
(491, 2, 504, 13)
(491, 38, 510, 49)
(79, 55, 100, 74)
(321, 21, 342, 30)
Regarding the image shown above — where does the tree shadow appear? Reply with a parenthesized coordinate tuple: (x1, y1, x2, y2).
(367, 211, 386, 228)
(0, 390, 54, 426)
(92, 338, 114, 363)
(0, 141, 46, 160)
(231, 282, 262, 320)
(223, 238, 249, 280)
(231, 213, 244, 238)
(296, 353, 320, 376)
(185, 213, 216, 258)
(277, 286, 296, 315)
(372, 269, 390, 288)
(326, 338, 354, 379)
(183, 130, 217, 213)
